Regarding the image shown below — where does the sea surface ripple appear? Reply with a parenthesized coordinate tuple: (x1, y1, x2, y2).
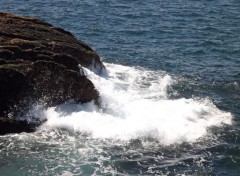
(0, 0, 240, 175)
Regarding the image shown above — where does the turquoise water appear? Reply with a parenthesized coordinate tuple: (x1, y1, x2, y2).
(0, 0, 240, 175)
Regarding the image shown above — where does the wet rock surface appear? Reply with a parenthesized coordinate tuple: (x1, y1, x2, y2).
(0, 12, 104, 135)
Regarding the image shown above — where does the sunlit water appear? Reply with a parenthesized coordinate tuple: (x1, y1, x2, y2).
(0, 0, 240, 175)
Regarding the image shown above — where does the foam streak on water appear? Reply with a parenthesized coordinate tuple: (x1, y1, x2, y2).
(40, 63, 232, 145)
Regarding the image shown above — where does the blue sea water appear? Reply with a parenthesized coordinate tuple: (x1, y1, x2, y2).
(0, 0, 240, 175)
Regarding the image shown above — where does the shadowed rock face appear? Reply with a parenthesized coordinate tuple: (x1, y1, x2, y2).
(0, 12, 104, 135)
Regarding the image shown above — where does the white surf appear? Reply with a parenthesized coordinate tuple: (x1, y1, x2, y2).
(34, 63, 232, 145)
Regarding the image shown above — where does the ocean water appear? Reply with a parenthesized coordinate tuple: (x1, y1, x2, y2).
(0, 0, 240, 175)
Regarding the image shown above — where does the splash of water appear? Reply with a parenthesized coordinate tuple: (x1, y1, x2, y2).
(36, 63, 232, 145)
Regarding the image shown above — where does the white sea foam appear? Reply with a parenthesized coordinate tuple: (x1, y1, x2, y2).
(38, 63, 232, 145)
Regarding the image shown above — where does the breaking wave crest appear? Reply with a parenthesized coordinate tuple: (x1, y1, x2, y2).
(34, 63, 232, 145)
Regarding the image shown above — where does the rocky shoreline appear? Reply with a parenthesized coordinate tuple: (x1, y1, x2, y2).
(0, 12, 105, 135)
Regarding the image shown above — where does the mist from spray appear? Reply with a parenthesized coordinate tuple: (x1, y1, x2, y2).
(36, 63, 232, 145)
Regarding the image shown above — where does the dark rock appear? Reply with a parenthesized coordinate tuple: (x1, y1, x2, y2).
(0, 117, 41, 134)
(0, 58, 7, 64)
(0, 12, 104, 135)
(0, 12, 105, 73)
(30, 60, 99, 105)
(0, 67, 32, 117)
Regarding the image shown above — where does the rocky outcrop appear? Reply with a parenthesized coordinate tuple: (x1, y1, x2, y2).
(0, 12, 105, 135)
(0, 12, 105, 73)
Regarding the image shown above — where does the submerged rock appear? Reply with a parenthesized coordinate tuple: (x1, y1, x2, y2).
(0, 12, 105, 135)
